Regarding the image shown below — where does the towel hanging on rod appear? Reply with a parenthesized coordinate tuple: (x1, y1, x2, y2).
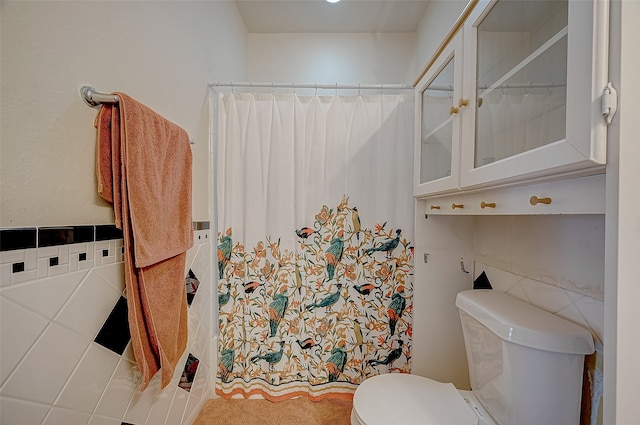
(80, 86, 195, 144)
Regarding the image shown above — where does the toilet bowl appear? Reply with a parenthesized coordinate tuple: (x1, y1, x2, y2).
(350, 373, 495, 425)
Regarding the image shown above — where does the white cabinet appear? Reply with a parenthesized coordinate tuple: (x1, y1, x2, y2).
(414, 0, 612, 203)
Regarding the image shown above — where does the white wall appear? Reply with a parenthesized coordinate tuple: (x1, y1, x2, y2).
(414, 0, 468, 78)
(248, 32, 416, 84)
(1, 1, 247, 424)
(1, 0, 248, 227)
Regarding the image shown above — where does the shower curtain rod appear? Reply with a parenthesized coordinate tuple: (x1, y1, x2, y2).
(210, 81, 413, 91)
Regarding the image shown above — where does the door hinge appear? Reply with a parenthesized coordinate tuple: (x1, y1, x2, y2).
(602, 82, 617, 125)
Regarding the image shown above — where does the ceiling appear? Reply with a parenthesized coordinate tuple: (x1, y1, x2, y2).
(235, 0, 432, 33)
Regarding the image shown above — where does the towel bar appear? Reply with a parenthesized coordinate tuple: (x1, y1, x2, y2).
(81, 86, 195, 145)
(81, 86, 119, 107)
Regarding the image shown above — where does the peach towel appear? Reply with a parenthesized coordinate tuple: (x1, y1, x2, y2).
(95, 93, 193, 390)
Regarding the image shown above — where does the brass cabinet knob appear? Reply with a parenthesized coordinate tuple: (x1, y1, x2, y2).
(449, 105, 459, 115)
(530, 196, 552, 205)
(452, 203, 464, 209)
(430, 205, 441, 210)
(480, 202, 496, 209)
(458, 98, 469, 108)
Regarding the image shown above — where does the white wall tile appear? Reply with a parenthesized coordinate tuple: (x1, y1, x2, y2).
(505, 283, 530, 303)
(573, 296, 604, 343)
(511, 216, 558, 285)
(1, 263, 12, 288)
(1, 223, 212, 425)
(94, 359, 138, 420)
(90, 263, 125, 293)
(1, 248, 38, 287)
(0, 396, 50, 425)
(87, 416, 121, 425)
(123, 373, 162, 425)
(475, 263, 519, 293)
(520, 277, 573, 314)
(0, 296, 49, 385)
(1, 270, 88, 320)
(144, 384, 177, 425)
(56, 344, 120, 413)
(10, 268, 38, 285)
(472, 216, 512, 270)
(42, 407, 90, 425)
(54, 270, 121, 340)
(2, 323, 89, 404)
(164, 388, 189, 425)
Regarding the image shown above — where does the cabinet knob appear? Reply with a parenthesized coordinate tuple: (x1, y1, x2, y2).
(449, 106, 459, 115)
(452, 203, 464, 209)
(430, 205, 441, 210)
(458, 98, 469, 108)
(480, 202, 496, 209)
(529, 196, 552, 205)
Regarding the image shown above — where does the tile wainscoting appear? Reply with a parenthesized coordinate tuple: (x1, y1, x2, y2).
(0, 223, 214, 425)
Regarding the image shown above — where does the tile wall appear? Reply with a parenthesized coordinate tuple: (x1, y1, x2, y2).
(0, 223, 214, 425)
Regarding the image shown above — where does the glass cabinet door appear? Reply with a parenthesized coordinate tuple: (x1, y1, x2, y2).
(420, 58, 455, 183)
(474, 0, 568, 167)
(414, 33, 463, 197)
(460, 0, 608, 189)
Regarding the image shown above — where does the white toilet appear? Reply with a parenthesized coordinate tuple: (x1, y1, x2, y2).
(351, 289, 595, 425)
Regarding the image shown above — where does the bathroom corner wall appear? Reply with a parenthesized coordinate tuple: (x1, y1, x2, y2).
(0, 225, 213, 425)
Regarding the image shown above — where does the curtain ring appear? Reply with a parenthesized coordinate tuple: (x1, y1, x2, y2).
(358, 83, 361, 96)
(335, 83, 338, 96)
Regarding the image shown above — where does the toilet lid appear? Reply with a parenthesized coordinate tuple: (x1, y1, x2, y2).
(352, 374, 478, 425)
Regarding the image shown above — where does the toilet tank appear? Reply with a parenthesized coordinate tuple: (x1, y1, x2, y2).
(456, 290, 594, 425)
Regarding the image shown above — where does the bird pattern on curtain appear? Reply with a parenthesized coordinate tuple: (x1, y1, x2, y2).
(216, 196, 413, 401)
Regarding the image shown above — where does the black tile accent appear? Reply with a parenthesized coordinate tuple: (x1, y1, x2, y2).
(79, 252, 87, 261)
(12, 262, 25, 273)
(0, 222, 201, 252)
(95, 225, 123, 241)
(49, 257, 59, 267)
(193, 221, 210, 231)
(38, 226, 94, 248)
(185, 269, 200, 306)
(102, 249, 109, 257)
(0, 228, 37, 251)
(95, 296, 131, 355)
(178, 353, 199, 392)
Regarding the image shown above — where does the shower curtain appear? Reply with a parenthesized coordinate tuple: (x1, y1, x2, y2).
(475, 87, 566, 165)
(214, 89, 414, 401)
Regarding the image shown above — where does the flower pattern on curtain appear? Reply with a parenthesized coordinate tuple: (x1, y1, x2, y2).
(217, 196, 413, 400)
(214, 91, 414, 400)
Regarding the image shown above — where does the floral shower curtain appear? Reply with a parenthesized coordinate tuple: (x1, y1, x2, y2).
(214, 90, 414, 401)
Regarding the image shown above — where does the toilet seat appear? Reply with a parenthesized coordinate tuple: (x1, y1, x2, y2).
(351, 374, 479, 425)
